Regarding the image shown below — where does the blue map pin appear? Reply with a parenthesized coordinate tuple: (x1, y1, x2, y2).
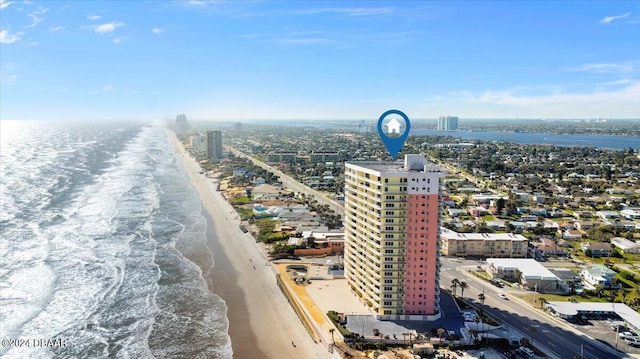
(377, 109, 411, 159)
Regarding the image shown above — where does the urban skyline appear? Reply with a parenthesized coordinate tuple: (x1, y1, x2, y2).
(1, 1, 639, 121)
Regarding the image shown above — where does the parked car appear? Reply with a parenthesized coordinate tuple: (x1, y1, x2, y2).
(516, 346, 534, 358)
(612, 324, 628, 332)
(628, 339, 640, 347)
(619, 331, 639, 340)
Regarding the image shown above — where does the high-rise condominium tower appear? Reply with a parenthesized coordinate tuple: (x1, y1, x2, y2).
(207, 130, 223, 160)
(344, 154, 442, 320)
(437, 116, 458, 131)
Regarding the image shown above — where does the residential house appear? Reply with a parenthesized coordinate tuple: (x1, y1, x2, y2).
(252, 184, 284, 200)
(611, 237, 639, 254)
(580, 242, 612, 257)
(581, 264, 616, 289)
(620, 209, 640, 220)
(535, 238, 566, 256)
(563, 230, 583, 240)
(468, 206, 488, 217)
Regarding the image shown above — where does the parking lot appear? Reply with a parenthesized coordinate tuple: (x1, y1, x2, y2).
(566, 317, 640, 355)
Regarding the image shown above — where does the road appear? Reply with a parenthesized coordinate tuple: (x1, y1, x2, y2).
(226, 145, 345, 217)
(439, 258, 625, 359)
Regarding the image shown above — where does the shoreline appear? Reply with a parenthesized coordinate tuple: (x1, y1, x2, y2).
(171, 133, 330, 359)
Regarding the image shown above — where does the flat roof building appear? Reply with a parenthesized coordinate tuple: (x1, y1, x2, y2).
(344, 154, 443, 320)
(440, 229, 527, 258)
(206, 130, 223, 160)
(486, 258, 562, 292)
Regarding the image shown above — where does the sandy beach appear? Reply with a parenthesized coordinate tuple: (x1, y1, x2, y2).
(172, 134, 334, 359)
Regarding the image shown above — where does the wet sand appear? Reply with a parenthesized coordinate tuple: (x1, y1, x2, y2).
(172, 134, 331, 359)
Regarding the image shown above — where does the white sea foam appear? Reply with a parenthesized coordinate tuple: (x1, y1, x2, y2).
(1, 122, 231, 358)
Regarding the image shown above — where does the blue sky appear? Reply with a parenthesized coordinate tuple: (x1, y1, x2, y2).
(1, 0, 639, 121)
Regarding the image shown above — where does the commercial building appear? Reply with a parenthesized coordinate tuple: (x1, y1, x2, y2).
(486, 258, 562, 292)
(206, 130, 223, 160)
(344, 154, 443, 320)
(440, 229, 527, 257)
(437, 116, 458, 131)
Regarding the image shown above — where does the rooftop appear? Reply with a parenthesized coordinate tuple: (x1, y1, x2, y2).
(546, 301, 640, 331)
(486, 258, 559, 281)
(441, 228, 527, 242)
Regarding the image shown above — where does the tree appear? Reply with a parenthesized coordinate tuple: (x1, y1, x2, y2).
(437, 328, 446, 344)
(459, 281, 469, 299)
(478, 292, 486, 319)
(450, 278, 460, 297)
(496, 198, 506, 214)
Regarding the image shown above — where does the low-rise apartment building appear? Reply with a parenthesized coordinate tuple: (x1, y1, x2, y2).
(440, 229, 527, 257)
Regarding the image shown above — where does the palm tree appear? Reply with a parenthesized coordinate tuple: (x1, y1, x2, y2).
(478, 291, 486, 318)
(329, 328, 335, 344)
(450, 278, 460, 297)
(478, 291, 487, 347)
(459, 281, 469, 299)
(437, 328, 446, 344)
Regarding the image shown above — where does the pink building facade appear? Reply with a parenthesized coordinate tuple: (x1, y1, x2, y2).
(404, 170, 441, 315)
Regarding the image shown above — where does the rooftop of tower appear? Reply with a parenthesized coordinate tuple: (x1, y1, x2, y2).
(346, 154, 443, 174)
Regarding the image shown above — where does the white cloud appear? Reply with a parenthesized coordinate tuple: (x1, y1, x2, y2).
(152, 27, 164, 34)
(93, 21, 124, 34)
(600, 12, 631, 24)
(0, 0, 13, 10)
(0, 29, 22, 44)
(443, 81, 640, 117)
(112, 37, 121, 44)
(87, 14, 102, 21)
(295, 7, 396, 17)
(88, 84, 116, 95)
(0, 70, 18, 83)
(274, 37, 331, 45)
(25, 6, 49, 29)
(49, 26, 63, 32)
(567, 61, 639, 74)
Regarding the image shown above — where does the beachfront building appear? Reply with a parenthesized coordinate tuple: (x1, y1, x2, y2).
(344, 154, 443, 320)
(191, 134, 207, 155)
(207, 130, 223, 161)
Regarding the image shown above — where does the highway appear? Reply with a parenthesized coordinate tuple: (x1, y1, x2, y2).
(439, 258, 625, 359)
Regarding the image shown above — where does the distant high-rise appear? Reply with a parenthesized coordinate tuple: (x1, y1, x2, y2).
(344, 154, 442, 320)
(437, 116, 458, 131)
(207, 130, 223, 160)
(234, 122, 242, 131)
(176, 114, 188, 129)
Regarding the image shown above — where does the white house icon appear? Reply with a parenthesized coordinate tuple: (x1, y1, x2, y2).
(386, 118, 402, 134)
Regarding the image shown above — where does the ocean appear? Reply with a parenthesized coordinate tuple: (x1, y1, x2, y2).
(0, 121, 232, 358)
